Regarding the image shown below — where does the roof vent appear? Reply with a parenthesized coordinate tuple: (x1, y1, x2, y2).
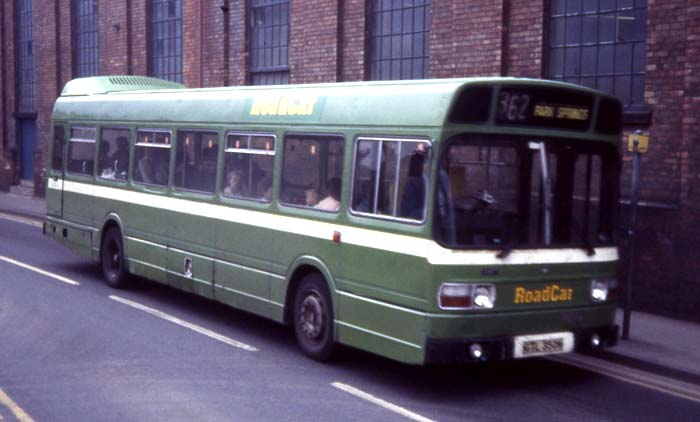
(61, 76, 185, 96)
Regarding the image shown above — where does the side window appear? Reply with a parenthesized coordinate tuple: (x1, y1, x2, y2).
(67, 126, 96, 176)
(175, 130, 219, 194)
(98, 128, 131, 181)
(352, 138, 430, 221)
(133, 129, 171, 187)
(281, 134, 344, 212)
(51, 125, 65, 172)
(222, 133, 275, 201)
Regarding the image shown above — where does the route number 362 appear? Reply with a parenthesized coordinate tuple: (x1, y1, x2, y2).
(497, 92, 531, 122)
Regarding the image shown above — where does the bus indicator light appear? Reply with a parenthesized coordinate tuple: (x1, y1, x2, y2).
(332, 231, 341, 243)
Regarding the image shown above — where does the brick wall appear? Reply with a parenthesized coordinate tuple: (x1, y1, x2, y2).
(340, 0, 365, 82)
(289, 0, 338, 84)
(430, 0, 504, 78)
(506, 0, 544, 78)
(99, 0, 128, 75)
(130, 0, 148, 76)
(1, 0, 18, 187)
(227, 1, 246, 86)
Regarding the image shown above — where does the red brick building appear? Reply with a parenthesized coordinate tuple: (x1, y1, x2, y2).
(0, 0, 698, 320)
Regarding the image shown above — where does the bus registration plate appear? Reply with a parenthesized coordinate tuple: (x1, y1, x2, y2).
(513, 332, 574, 358)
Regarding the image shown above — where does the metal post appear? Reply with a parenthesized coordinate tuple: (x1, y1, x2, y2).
(623, 132, 642, 340)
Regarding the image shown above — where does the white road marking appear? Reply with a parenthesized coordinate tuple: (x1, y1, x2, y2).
(550, 353, 700, 404)
(0, 212, 43, 228)
(0, 255, 80, 286)
(0, 388, 35, 422)
(108, 295, 258, 352)
(332, 382, 437, 422)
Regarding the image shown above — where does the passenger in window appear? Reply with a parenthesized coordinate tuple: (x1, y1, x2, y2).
(257, 176, 273, 202)
(98, 141, 113, 177)
(305, 188, 320, 207)
(224, 171, 248, 197)
(315, 177, 341, 212)
(137, 148, 168, 185)
(111, 136, 130, 178)
(399, 150, 427, 219)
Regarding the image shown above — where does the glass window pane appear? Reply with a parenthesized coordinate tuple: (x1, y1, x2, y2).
(565, 47, 581, 76)
(549, 48, 564, 77)
(551, 17, 566, 47)
(175, 130, 218, 193)
(98, 128, 131, 181)
(615, 43, 633, 74)
(581, 46, 597, 75)
(597, 45, 614, 74)
(566, 16, 582, 45)
(281, 135, 344, 211)
(582, 15, 598, 44)
(52, 126, 65, 172)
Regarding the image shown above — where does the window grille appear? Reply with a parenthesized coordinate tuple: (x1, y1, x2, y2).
(249, 0, 290, 85)
(368, 0, 430, 81)
(74, 0, 99, 77)
(17, 0, 35, 112)
(546, 0, 646, 112)
(150, 0, 183, 83)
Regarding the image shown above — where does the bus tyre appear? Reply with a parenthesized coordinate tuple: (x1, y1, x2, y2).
(101, 228, 130, 289)
(293, 273, 336, 361)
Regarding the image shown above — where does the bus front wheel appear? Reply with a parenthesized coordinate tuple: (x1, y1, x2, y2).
(293, 273, 336, 361)
(101, 228, 130, 289)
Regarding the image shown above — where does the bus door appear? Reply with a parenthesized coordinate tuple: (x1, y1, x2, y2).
(46, 124, 66, 218)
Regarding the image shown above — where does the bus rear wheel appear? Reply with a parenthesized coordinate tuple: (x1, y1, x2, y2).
(101, 228, 130, 289)
(293, 273, 335, 361)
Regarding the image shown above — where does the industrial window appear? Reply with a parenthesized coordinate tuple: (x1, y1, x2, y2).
(67, 126, 96, 176)
(222, 133, 275, 202)
(175, 130, 219, 194)
(546, 0, 646, 115)
(368, 0, 430, 80)
(133, 129, 171, 187)
(98, 128, 131, 181)
(149, 0, 182, 83)
(281, 134, 344, 212)
(351, 138, 430, 222)
(73, 0, 99, 77)
(16, 0, 35, 112)
(51, 126, 65, 172)
(249, 0, 290, 85)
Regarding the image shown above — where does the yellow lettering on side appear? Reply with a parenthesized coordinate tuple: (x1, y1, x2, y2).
(277, 98, 290, 116)
(533, 290, 542, 303)
(552, 284, 560, 301)
(250, 99, 262, 116)
(542, 286, 551, 302)
(261, 98, 280, 116)
(525, 291, 534, 303)
(304, 98, 318, 115)
(514, 287, 524, 304)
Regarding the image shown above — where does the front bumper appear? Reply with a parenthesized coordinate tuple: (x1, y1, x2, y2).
(425, 324, 619, 364)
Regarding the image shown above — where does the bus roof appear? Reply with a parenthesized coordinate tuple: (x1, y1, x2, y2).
(53, 76, 618, 130)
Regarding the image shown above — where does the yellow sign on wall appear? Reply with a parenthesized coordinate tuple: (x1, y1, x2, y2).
(628, 132, 649, 154)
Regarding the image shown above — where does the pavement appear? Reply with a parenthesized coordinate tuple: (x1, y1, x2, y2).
(1, 188, 699, 383)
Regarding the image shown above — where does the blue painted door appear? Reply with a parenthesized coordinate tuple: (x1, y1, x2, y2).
(19, 118, 37, 180)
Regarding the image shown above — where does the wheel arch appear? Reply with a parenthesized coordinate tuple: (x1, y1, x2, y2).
(99, 213, 126, 258)
(283, 255, 338, 327)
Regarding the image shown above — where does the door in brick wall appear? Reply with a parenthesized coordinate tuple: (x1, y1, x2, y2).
(19, 118, 37, 180)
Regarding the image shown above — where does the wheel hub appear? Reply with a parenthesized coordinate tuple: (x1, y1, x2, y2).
(299, 292, 324, 341)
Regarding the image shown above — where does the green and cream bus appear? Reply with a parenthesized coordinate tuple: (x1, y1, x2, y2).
(45, 76, 622, 364)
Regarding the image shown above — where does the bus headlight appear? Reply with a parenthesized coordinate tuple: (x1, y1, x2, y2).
(438, 283, 496, 310)
(473, 285, 496, 309)
(591, 278, 618, 302)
